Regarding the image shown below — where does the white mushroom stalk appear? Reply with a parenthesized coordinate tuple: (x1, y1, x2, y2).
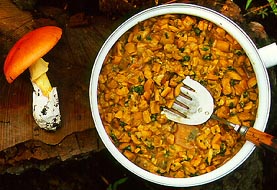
(29, 58, 61, 130)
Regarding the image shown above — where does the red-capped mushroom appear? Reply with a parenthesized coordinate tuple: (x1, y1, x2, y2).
(4, 26, 62, 97)
(3, 26, 62, 130)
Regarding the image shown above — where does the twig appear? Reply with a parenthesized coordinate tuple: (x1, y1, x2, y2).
(243, 3, 271, 16)
(244, 1, 277, 17)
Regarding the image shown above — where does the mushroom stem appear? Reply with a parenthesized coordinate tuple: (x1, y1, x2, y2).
(29, 58, 52, 97)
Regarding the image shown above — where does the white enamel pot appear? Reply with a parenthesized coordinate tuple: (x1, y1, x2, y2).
(89, 3, 277, 187)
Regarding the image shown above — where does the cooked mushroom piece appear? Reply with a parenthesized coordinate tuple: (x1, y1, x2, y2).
(3, 26, 62, 131)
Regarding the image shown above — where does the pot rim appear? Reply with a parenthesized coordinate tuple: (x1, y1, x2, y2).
(89, 3, 271, 187)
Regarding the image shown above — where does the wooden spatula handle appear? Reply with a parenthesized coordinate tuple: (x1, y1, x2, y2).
(244, 127, 277, 153)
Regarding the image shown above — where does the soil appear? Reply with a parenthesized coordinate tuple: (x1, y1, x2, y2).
(1, 0, 277, 190)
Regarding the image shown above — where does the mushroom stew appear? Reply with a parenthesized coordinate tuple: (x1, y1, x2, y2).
(97, 14, 258, 178)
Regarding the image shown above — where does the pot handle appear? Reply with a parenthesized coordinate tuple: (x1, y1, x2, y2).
(258, 42, 277, 68)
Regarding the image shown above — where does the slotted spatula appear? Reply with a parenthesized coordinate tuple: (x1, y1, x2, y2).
(162, 76, 277, 152)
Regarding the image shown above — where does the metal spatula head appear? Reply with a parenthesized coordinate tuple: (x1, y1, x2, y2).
(162, 77, 277, 153)
(162, 76, 214, 125)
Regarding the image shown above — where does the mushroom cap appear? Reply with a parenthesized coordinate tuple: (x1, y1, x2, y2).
(4, 26, 62, 83)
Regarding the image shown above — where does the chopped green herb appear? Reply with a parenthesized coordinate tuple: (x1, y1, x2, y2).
(110, 133, 119, 146)
(156, 169, 163, 174)
(179, 47, 185, 52)
(199, 80, 208, 86)
(146, 35, 152, 40)
(181, 157, 191, 161)
(205, 157, 211, 166)
(219, 143, 227, 155)
(208, 39, 213, 47)
(119, 121, 127, 127)
(229, 102, 235, 109)
(123, 145, 132, 151)
(112, 65, 119, 72)
(182, 55, 191, 62)
(189, 173, 198, 177)
(243, 91, 249, 98)
(130, 85, 144, 95)
(124, 101, 129, 107)
(160, 105, 167, 111)
(165, 32, 169, 39)
(151, 114, 158, 121)
(230, 79, 238, 86)
(137, 35, 142, 41)
(188, 129, 199, 140)
(202, 53, 212, 60)
(234, 49, 244, 55)
(227, 66, 236, 71)
(138, 76, 144, 82)
(202, 46, 210, 51)
(193, 27, 202, 36)
(164, 150, 170, 157)
(139, 24, 145, 31)
(230, 112, 236, 116)
(147, 144, 154, 150)
(240, 101, 245, 108)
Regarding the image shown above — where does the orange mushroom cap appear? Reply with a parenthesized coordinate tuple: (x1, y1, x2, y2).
(4, 26, 62, 83)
